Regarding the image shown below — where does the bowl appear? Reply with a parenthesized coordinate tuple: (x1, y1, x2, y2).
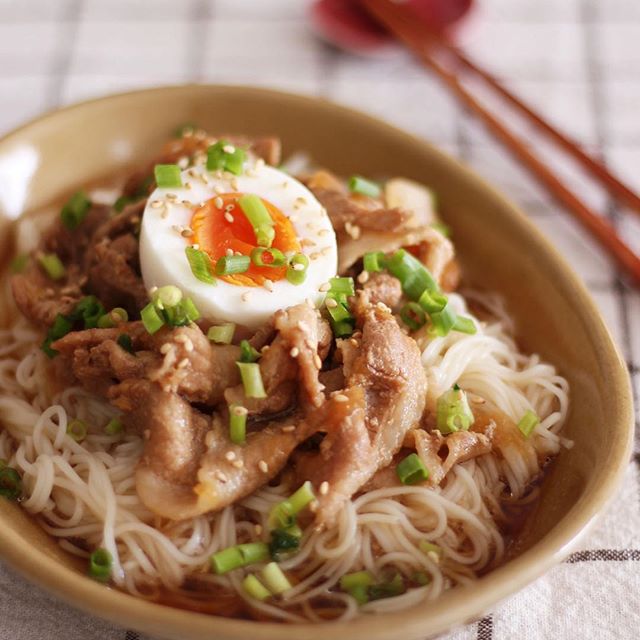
(0, 85, 633, 640)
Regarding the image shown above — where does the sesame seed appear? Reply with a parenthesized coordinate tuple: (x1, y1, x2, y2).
(472, 396, 486, 405)
(300, 238, 316, 248)
(149, 286, 158, 294)
(185, 183, 193, 191)
(263, 279, 274, 292)
(231, 405, 248, 417)
(224, 212, 234, 223)
(297, 320, 310, 332)
(293, 262, 305, 271)
(282, 181, 288, 189)
(319, 481, 329, 495)
(161, 209, 169, 219)
(192, 243, 200, 250)
(230, 178, 240, 191)
(213, 184, 224, 194)
(376, 302, 391, 313)
(289, 347, 300, 358)
(150, 200, 164, 209)
(180, 228, 194, 238)
(205, 431, 216, 447)
(241, 292, 251, 302)
(177, 358, 189, 369)
(216, 471, 228, 483)
(319, 282, 330, 292)
(357, 271, 370, 284)
(427, 551, 440, 564)
(166, 193, 179, 202)
(314, 354, 322, 369)
(318, 229, 330, 237)
(174, 334, 187, 344)
(326, 298, 338, 309)
(310, 252, 320, 260)
(225, 248, 234, 257)
(177, 156, 189, 169)
(201, 172, 210, 184)
(334, 394, 349, 403)
(321, 246, 331, 256)
(349, 338, 359, 347)
(256, 159, 265, 169)
(258, 460, 269, 473)
(254, 524, 263, 535)
(184, 339, 194, 352)
(281, 425, 295, 433)
(309, 500, 319, 513)
(232, 460, 244, 469)
(295, 196, 307, 205)
(261, 345, 270, 353)
(225, 451, 236, 461)
(225, 203, 234, 212)
(223, 144, 235, 154)
(214, 196, 223, 209)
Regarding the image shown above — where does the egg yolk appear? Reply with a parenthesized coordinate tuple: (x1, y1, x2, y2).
(190, 193, 301, 287)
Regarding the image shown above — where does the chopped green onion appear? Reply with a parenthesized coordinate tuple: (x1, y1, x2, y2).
(185, 247, 216, 284)
(418, 289, 448, 314)
(430, 300, 458, 337)
(88, 548, 113, 583)
(38, 253, 65, 281)
(178, 297, 200, 323)
(400, 302, 427, 331)
(419, 540, 442, 559)
(74, 296, 106, 329)
(210, 542, 270, 575)
(268, 500, 295, 530)
(210, 547, 243, 574)
(236, 362, 266, 399)
(207, 323, 236, 344)
(348, 175, 381, 198)
(215, 255, 251, 275)
(431, 221, 451, 237)
(413, 571, 431, 586)
(396, 453, 429, 485)
(206, 140, 246, 176)
(41, 313, 74, 358)
(10, 254, 28, 274)
(436, 385, 474, 434)
(0, 467, 22, 500)
(326, 300, 352, 324)
(97, 307, 129, 329)
(154, 164, 182, 189)
(242, 574, 271, 601)
(332, 320, 355, 338)
(349, 584, 370, 605)
(60, 191, 91, 230)
(105, 418, 123, 436)
(329, 276, 355, 297)
(229, 404, 247, 444)
(269, 528, 300, 561)
(0, 460, 6, 471)
(250, 247, 286, 267)
(113, 195, 130, 212)
(286, 253, 309, 285)
(288, 481, 315, 514)
(363, 251, 386, 272)
(117, 334, 133, 353)
(240, 339, 261, 363)
(153, 285, 183, 309)
(66, 419, 87, 442)
(238, 194, 275, 247)
(368, 572, 405, 601)
(517, 409, 540, 438)
(260, 562, 292, 595)
(340, 571, 375, 591)
(453, 315, 477, 335)
(173, 122, 197, 138)
(386, 249, 438, 301)
(141, 302, 165, 335)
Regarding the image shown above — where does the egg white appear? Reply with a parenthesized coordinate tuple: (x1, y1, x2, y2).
(139, 160, 337, 329)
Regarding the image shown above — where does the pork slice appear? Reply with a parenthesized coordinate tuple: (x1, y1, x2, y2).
(361, 271, 403, 309)
(297, 296, 428, 527)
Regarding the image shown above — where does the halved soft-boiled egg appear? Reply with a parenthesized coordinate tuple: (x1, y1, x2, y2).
(139, 152, 338, 329)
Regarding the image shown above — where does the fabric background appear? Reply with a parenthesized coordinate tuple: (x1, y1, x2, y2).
(0, 0, 638, 638)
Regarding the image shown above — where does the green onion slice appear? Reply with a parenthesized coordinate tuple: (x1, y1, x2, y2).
(229, 404, 247, 444)
(97, 307, 129, 329)
(60, 191, 91, 230)
(329, 276, 355, 297)
(89, 548, 113, 583)
(207, 323, 236, 344)
(340, 571, 375, 592)
(242, 574, 271, 601)
(269, 528, 301, 561)
(105, 418, 123, 436)
(400, 302, 427, 331)
(206, 140, 247, 176)
(368, 573, 405, 601)
(117, 334, 134, 353)
(141, 302, 165, 335)
(210, 542, 269, 575)
(418, 289, 448, 314)
(236, 362, 266, 399)
(386, 249, 438, 301)
(154, 164, 182, 189)
(0, 467, 22, 500)
(436, 385, 474, 434)
(363, 251, 386, 272)
(251, 247, 286, 267)
(240, 339, 261, 363)
(431, 221, 451, 237)
(153, 285, 183, 309)
(238, 194, 275, 247)
(66, 419, 87, 442)
(348, 175, 381, 198)
(453, 315, 477, 335)
(430, 300, 458, 337)
(517, 409, 540, 438)
(38, 253, 65, 281)
(396, 453, 429, 485)
(185, 247, 217, 284)
(419, 540, 442, 558)
(286, 253, 310, 285)
(215, 255, 251, 275)
(260, 562, 292, 595)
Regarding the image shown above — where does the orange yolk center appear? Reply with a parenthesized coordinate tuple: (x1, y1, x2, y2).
(190, 193, 301, 287)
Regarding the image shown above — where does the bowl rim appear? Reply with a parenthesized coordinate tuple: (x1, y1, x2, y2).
(0, 83, 634, 640)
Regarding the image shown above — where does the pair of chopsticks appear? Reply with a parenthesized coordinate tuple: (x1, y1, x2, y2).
(361, 0, 640, 286)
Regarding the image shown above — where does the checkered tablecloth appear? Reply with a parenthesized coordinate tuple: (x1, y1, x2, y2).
(0, 1, 638, 638)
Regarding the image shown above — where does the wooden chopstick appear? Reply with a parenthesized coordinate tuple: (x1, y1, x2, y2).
(361, 0, 640, 286)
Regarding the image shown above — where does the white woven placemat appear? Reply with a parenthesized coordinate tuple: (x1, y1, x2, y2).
(0, 1, 638, 638)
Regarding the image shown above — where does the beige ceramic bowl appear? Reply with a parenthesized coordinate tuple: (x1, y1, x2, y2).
(0, 86, 634, 639)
